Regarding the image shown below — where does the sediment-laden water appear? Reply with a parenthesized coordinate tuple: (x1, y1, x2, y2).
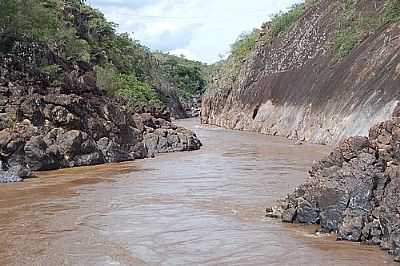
(0, 119, 395, 266)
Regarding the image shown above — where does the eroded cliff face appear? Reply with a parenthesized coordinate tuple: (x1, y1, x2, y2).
(202, 0, 400, 145)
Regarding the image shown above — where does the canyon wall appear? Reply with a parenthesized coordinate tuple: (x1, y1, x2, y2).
(202, 0, 400, 145)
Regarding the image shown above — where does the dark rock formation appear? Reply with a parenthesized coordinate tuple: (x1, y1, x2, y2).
(202, 0, 400, 145)
(0, 51, 201, 183)
(267, 105, 400, 260)
(158, 88, 202, 119)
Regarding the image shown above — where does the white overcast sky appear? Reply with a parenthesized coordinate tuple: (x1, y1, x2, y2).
(86, 0, 303, 63)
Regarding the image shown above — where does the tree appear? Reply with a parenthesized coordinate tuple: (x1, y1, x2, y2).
(0, 0, 59, 52)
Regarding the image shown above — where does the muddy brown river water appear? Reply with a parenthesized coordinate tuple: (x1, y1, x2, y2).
(0, 119, 396, 266)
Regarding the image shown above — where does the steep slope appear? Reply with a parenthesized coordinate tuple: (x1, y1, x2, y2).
(0, 0, 207, 119)
(0, 46, 201, 183)
(202, 0, 400, 145)
(0, 0, 202, 182)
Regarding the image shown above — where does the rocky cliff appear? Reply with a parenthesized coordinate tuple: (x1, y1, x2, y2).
(0, 50, 201, 183)
(267, 104, 400, 260)
(202, 0, 400, 145)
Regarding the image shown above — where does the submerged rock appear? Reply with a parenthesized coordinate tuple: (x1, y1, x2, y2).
(268, 105, 400, 260)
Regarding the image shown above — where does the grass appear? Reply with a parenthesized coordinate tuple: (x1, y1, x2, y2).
(333, 0, 400, 58)
(230, 29, 260, 63)
(269, 3, 307, 38)
(229, 2, 310, 64)
(384, 0, 400, 22)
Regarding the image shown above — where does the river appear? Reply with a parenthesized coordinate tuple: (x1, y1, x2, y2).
(0, 119, 395, 266)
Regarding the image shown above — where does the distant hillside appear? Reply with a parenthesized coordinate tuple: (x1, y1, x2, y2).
(153, 53, 208, 118)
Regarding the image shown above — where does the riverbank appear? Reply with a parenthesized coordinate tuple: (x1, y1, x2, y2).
(0, 119, 395, 265)
(0, 53, 201, 183)
(267, 107, 400, 262)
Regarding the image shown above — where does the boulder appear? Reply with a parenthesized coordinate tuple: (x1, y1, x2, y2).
(269, 107, 400, 260)
(0, 53, 202, 182)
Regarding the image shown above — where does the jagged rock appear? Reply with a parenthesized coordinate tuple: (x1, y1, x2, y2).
(0, 49, 202, 182)
(0, 160, 31, 183)
(24, 135, 59, 171)
(144, 127, 202, 157)
(269, 106, 400, 260)
(43, 105, 80, 128)
(96, 137, 132, 162)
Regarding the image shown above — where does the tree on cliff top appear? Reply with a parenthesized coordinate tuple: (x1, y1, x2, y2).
(0, 0, 208, 111)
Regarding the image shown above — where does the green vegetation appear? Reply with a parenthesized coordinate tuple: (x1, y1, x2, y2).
(155, 53, 207, 98)
(96, 66, 160, 108)
(228, 2, 308, 64)
(230, 29, 260, 62)
(0, 0, 207, 110)
(39, 64, 62, 76)
(269, 3, 306, 38)
(333, 0, 380, 58)
(0, 0, 59, 50)
(334, 0, 400, 58)
(384, 0, 400, 22)
(115, 74, 161, 108)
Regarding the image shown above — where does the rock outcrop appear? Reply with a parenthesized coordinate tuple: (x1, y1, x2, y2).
(0, 50, 201, 183)
(267, 105, 400, 260)
(202, 0, 400, 145)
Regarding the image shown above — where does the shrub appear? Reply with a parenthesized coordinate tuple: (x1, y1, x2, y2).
(230, 29, 259, 62)
(158, 55, 207, 97)
(96, 65, 160, 106)
(270, 3, 306, 38)
(0, 0, 59, 45)
(115, 74, 161, 107)
(228, 2, 307, 64)
(0, 0, 206, 111)
(334, 28, 361, 58)
(95, 65, 119, 95)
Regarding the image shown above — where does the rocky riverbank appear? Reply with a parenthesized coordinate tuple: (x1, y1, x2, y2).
(267, 105, 400, 261)
(0, 52, 201, 183)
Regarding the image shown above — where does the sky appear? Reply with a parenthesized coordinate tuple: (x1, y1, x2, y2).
(86, 0, 303, 64)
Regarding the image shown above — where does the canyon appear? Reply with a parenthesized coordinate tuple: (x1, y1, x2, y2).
(1, 0, 400, 264)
